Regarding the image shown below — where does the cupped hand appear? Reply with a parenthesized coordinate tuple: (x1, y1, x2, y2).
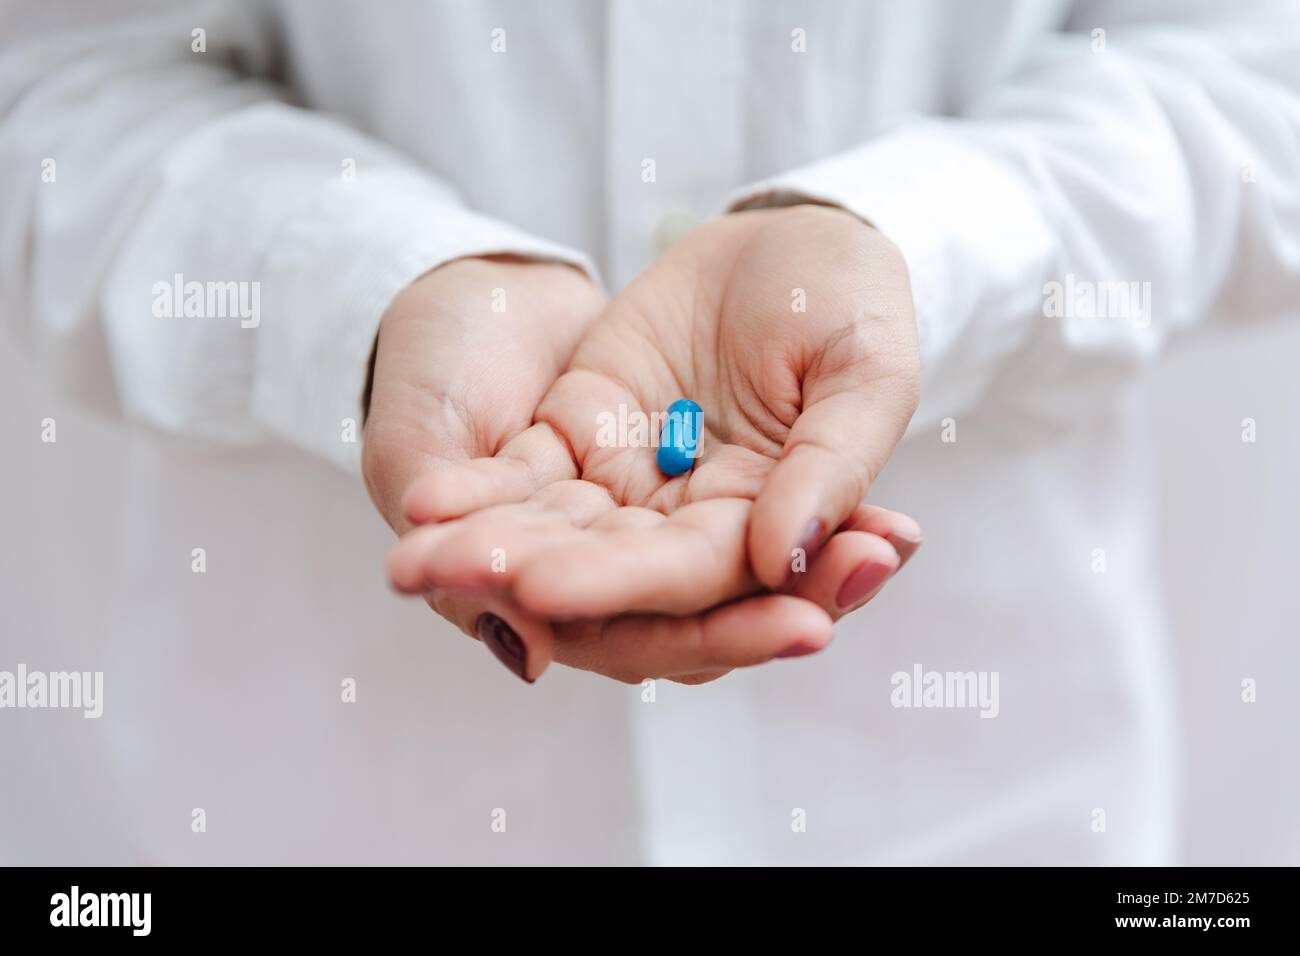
(362, 254, 606, 534)
(362, 250, 862, 686)
(392, 206, 923, 681)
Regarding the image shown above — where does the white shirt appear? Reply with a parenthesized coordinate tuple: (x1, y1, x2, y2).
(1, 0, 1298, 864)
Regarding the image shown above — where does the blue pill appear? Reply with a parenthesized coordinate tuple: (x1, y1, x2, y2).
(657, 399, 703, 477)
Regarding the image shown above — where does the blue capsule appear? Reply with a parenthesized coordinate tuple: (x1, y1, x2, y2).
(657, 399, 703, 477)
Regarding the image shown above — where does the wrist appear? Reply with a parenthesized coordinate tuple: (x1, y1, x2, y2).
(364, 254, 601, 422)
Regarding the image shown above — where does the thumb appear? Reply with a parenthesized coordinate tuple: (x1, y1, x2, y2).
(748, 375, 918, 589)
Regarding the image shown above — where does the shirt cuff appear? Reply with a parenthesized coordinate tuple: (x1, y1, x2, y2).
(253, 168, 600, 471)
(726, 122, 1057, 436)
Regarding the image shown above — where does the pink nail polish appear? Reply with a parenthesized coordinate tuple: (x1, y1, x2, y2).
(775, 639, 826, 659)
(836, 561, 894, 609)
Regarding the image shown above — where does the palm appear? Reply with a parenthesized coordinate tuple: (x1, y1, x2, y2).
(542, 212, 792, 512)
(395, 206, 921, 620)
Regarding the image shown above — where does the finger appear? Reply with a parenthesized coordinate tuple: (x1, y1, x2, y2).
(553, 594, 833, 681)
(402, 421, 578, 523)
(454, 499, 919, 620)
(783, 504, 924, 619)
(391, 481, 618, 596)
(429, 593, 556, 684)
(385, 504, 562, 595)
(511, 498, 755, 618)
(664, 667, 735, 686)
(786, 529, 899, 620)
(748, 385, 915, 589)
(839, 503, 924, 568)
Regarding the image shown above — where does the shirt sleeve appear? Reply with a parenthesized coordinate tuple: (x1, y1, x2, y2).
(0, 1, 598, 471)
(728, 0, 1300, 435)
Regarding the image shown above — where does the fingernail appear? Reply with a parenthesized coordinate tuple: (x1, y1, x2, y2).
(836, 561, 895, 609)
(476, 612, 533, 683)
(775, 639, 827, 659)
(885, 530, 923, 569)
(785, 518, 825, 586)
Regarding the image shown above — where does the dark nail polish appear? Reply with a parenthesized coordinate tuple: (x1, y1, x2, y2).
(476, 612, 532, 683)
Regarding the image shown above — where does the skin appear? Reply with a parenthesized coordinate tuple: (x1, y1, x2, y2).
(366, 205, 923, 683)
